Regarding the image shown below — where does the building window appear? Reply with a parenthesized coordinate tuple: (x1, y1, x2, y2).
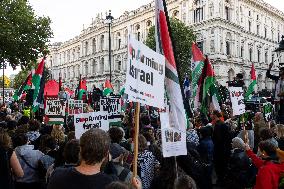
(265, 52, 268, 63)
(249, 10, 251, 16)
(118, 61, 122, 71)
(241, 46, 244, 58)
(264, 28, 267, 38)
(248, 21, 251, 32)
(137, 32, 141, 41)
(257, 50, 261, 62)
(278, 33, 281, 42)
(173, 10, 179, 18)
(197, 41, 203, 53)
(100, 35, 104, 51)
(257, 25, 260, 35)
(118, 39, 121, 49)
(194, 8, 203, 23)
(92, 38, 96, 54)
(85, 62, 88, 75)
(249, 48, 253, 62)
(271, 30, 274, 41)
(209, 3, 214, 17)
(225, 6, 230, 21)
(100, 58, 104, 74)
(272, 54, 275, 63)
(257, 14, 259, 20)
(92, 60, 96, 74)
(77, 47, 80, 59)
(226, 41, 230, 55)
(85, 41, 88, 56)
(210, 40, 214, 53)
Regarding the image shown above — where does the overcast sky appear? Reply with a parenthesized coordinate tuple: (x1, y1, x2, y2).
(7, 0, 284, 77)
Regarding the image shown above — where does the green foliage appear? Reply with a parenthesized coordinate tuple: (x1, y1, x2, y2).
(0, 0, 52, 68)
(145, 18, 196, 84)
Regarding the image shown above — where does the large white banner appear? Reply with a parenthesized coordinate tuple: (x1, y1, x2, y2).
(229, 87, 246, 116)
(74, 112, 109, 139)
(160, 112, 187, 157)
(125, 35, 165, 108)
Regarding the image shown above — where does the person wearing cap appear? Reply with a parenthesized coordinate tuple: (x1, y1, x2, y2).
(109, 143, 138, 185)
(266, 63, 284, 123)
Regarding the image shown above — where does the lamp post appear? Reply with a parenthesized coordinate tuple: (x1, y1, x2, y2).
(105, 10, 114, 83)
(0, 62, 6, 104)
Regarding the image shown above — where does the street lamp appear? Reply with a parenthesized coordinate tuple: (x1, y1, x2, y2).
(0, 62, 7, 104)
(274, 35, 284, 67)
(105, 10, 114, 83)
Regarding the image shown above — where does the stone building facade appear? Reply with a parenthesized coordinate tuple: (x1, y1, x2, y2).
(46, 0, 284, 93)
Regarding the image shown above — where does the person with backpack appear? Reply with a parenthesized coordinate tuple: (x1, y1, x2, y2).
(224, 137, 257, 189)
(109, 143, 138, 184)
(0, 128, 24, 189)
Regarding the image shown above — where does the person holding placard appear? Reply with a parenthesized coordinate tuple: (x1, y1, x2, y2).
(266, 63, 284, 123)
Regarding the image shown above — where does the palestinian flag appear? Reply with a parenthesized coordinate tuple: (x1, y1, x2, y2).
(103, 80, 113, 96)
(155, 0, 186, 130)
(78, 75, 87, 100)
(13, 72, 32, 101)
(32, 58, 46, 112)
(245, 63, 257, 99)
(191, 43, 205, 108)
(201, 56, 220, 113)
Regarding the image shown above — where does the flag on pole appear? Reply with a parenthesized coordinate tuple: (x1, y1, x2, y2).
(13, 72, 33, 101)
(191, 43, 205, 108)
(183, 75, 190, 99)
(155, 0, 186, 130)
(201, 56, 220, 113)
(32, 58, 45, 112)
(103, 80, 113, 96)
(245, 63, 257, 99)
(78, 75, 87, 100)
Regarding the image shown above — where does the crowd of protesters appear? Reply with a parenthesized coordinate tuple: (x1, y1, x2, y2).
(0, 64, 283, 189)
(1, 100, 284, 189)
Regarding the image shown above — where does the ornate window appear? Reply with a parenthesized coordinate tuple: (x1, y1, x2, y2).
(100, 35, 104, 51)
(249, 48, 253, 62)
(92, 59, 96, 74)
(194, 8, 203, 23)
(85, 41, 88, 56)
(100, 58, 104, 74)
(92, 38, 96, 54)
(257, 49, 261, 62)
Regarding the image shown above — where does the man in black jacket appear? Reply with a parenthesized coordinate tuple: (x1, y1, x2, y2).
(266, 63, 284, 123)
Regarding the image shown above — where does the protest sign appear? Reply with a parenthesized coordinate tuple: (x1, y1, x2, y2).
(229, 87, 246, 116)
(74, 111, 109, 139)
(263, 102, 274, 122)
(125, 35, 165, 108)
(45, 97, 66, 124)
(67, 99, 83, 115)
(160, 112, 187, 157)
(100, 95, 121, 125)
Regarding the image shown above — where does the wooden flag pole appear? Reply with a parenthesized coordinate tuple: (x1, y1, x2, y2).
(133, 102, 140, 177)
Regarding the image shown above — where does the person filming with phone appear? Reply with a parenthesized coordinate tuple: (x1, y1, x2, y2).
(266, 62, 284, 123)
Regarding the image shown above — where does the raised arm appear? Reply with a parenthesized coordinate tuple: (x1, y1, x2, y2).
(266, 63, 279, 81)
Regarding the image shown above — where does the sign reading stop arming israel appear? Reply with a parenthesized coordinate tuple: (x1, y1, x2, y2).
(45, 97, 66, 124)
(74, 112, 109, 139)
(125, 35, 165, 108)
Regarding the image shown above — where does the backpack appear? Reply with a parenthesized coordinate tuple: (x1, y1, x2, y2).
(118, 168, 130, 182)
(0, 148, 14, 189)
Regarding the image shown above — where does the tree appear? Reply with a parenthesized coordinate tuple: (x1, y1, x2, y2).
(145, 18, 196, 84)
(0, 0, 52, 69)
(0, 75, 11, 88)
